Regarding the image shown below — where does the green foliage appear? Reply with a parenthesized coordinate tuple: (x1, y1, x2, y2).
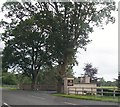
(21, 76, 32, 84)
(1, 11, 54, 87)
(98, 77, 117, 87)
(83, 63, 98, 82)
(0, 2, 116, 91)
(118, 72, 120, 89)
(2, 72, 17, 85)
(36, 65, 74, 85)
(16, 74, 32, 84)
(37, 67, 57, 85)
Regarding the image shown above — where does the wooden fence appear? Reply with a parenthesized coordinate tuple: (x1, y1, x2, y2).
(68, 87, 120, 97)
(19, 84, 57, 91)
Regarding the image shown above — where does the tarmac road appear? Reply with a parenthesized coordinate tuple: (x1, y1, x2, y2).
(2, 89, 119, 106)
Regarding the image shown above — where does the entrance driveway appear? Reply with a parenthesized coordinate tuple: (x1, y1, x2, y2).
(2, 89, 119, 106)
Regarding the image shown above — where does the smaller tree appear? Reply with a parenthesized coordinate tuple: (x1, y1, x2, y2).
(83, 63, 98, 83)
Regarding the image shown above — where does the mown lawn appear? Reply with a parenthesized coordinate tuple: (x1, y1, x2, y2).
(53, 93, 119, 103)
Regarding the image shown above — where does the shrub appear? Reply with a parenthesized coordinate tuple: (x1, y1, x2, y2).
(2, 72, 17, 85)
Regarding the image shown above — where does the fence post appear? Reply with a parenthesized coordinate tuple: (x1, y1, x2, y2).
(101, 88, 103, 96)
(68, 87, 69, 95)
(75, 87, 76, 95)
(113, 89, 116, 98)
(91, 88, 93, 95)
(82, 87, 84, 95)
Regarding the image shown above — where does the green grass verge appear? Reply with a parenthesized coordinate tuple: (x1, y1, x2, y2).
(0, 85, 18, 90)
(53, 94, 119, 103)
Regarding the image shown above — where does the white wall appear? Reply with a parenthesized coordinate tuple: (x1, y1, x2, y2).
(67, 83, 97, 95)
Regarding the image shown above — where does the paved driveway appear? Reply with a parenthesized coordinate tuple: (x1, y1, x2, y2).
(2, 89, 119, 106)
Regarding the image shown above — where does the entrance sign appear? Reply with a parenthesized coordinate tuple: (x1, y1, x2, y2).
(67, 80, 73, 86)
(63, 77, 74, 94)
(63, 77, 97, 95)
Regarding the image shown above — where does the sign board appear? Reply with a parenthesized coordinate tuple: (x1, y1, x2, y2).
(67, 80, 73, 86)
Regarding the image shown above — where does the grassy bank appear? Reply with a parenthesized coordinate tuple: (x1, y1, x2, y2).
(53, 94, 119, 103)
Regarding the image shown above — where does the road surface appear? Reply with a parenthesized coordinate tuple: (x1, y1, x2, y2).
(2, 89, 119, 106)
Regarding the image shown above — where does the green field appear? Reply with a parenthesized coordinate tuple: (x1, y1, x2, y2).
(98, 86, 117, 89)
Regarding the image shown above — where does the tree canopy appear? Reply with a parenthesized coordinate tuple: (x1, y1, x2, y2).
(1, 1, 116, 92)
(83, 63, 98, 82)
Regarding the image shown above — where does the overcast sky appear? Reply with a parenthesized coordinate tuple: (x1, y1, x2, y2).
(73, 20, 118, 81)
(73, 1, 119, 81)
(0, 0, 119, 81)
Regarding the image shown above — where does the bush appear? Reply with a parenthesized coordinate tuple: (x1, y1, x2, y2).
(2, 72, 17, 85)
(21, 76, 32, 84)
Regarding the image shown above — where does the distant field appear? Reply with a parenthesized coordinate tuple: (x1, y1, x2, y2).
(97, 86, 117, 89)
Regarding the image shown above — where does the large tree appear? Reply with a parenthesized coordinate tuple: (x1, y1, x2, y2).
(2, 11, 54, 89)
(1, 1, 116, 92)
(43, 2, 116, 92)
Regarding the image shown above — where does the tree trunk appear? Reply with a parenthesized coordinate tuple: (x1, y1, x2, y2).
(56, 62, 67, 93)
(31, 79, 36, 90)
(57, 82, 63, 93)
(57, 76, 63, 93)
(31, 73, 39, 90)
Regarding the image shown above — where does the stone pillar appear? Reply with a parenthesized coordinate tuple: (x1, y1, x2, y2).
(63, 78, 74, 94)
(79, 77, 84, 83)
(84, 75, 90, 83)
